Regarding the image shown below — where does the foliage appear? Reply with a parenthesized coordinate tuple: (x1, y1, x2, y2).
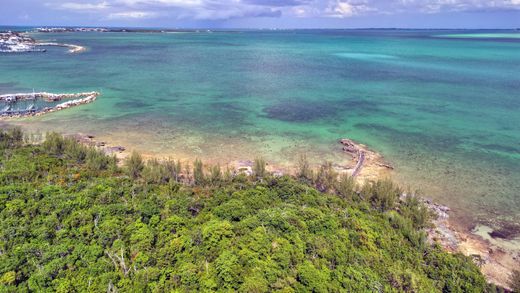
(125, 150, 144, 179)
(314, 161, 337, 192)
(362, 179, 401, 212)
(297, 154, 313, 183)
(400, 193, 432, 230)
(253, 158, 267, 180)
(0, 130, 495, 292)
(193, 158, 205, 185)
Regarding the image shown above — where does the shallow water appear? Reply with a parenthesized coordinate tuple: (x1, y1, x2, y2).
(1, 28, 519, 243)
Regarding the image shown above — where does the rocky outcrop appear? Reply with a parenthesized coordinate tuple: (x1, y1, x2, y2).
(339, 138, 393, 180)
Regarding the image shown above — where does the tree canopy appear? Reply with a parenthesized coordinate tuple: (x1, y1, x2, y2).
(0, 129, 493, 292)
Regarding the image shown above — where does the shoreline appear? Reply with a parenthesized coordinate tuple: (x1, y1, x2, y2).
(66, 132, 517, 288)
(1, 123, 516, 289)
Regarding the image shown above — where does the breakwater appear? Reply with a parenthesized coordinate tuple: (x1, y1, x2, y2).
(0, 92, 99, 118)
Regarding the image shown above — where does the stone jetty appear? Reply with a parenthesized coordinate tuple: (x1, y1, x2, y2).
(0, 92, 99, 119)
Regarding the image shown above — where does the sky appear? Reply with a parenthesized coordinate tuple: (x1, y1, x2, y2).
(1, 0, 519, 29)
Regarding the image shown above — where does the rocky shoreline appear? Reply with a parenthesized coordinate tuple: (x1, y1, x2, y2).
(337, 138, 394, 182)
(334, 138, 517, 289)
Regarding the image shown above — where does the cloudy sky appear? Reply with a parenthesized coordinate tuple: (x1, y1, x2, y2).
(1, 0, 519, 28)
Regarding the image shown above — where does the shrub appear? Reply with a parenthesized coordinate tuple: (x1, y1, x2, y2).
(297, 154, 313, 182)
(362, 179, 400, 212)
(253, 158, 267, 180)
(400, 193, 431, 229)
(126, 151, 144, 179)
(0, 127, 24, 149)
(42, 132, 66, 155)
(164, 159, 182, 182)
(63, 137, 88, 163)
(193, 159, 205, 185)
(336, 173, 356, 200)
(143, 158, 170, 184)
(209, 164, 222, 185)
(86, 148, 116, 171)
(314, 162, 337, 192)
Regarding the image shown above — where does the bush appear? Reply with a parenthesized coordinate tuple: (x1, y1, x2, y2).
(63, 137, 88, 163)
(362, 179, 400, 212)
(42, 132, 66, 155)
(314, 162, 337, 192)
(336, 173, 357, 200)
(297, 154, 313, 182)
(400, 193, 431, 229)
(193, 159, 205, 185)
(209, 164, 222, 185)
(126, 151, 144, 179)
(86, 148, 116, 171)
(0, 127, 24, 149)
(143, 158, 171, 184)
(253, 158, 267, 180)
(164, 159, 182, 182)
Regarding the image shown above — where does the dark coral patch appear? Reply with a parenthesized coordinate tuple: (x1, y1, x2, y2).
(263, 100, 340, 123)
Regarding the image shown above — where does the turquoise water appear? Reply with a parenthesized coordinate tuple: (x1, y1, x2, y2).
(1, 29, 519, 239)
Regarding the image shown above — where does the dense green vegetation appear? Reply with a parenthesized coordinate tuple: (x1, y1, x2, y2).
(0, 129, 496, 292)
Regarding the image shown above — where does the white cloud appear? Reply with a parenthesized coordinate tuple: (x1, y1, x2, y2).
(114, 0, 203, 7)
(325, 0, 375, 18)
(59, 1, 110, 10)
(107, 10, 158, 19)
(397, 0, 520, 13)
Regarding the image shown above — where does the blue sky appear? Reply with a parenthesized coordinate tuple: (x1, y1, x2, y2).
(2, 0, 519, 28)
